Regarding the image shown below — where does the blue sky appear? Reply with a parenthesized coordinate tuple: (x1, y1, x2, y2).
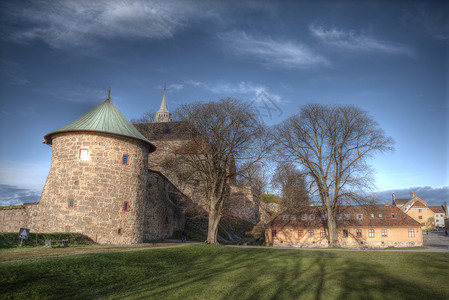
(0, 0, 448, 206)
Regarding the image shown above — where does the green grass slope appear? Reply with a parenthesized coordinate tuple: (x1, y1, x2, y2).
(0, 244, 448, 299)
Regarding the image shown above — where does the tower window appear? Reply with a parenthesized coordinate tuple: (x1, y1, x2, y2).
(79, 149, 89, 160)
(68, 199, 74, 208)
(117, 228, 122, 235)
(65, 226, 70, 232)
(122, 155, 129, 165)
(124, 201, 129, 211)
(164, 145, 169, 154)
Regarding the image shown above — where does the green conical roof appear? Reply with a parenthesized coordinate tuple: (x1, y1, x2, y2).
(44, 98, 155, 152)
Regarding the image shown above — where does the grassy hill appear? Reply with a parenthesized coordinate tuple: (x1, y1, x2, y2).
(259, 194, 282, 204)
(1, 244, 448, 299)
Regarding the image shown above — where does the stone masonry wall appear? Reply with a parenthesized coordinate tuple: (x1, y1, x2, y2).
(142, 170, 186, 241)
(36, 132, 149, 244)
(0, 203, 38, 232)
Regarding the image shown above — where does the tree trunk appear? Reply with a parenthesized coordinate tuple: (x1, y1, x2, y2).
(326, 209, 339, 247)
(206, 199, 222, 244)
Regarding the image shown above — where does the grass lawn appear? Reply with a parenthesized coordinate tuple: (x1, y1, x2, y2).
(1, 244, 448, 300)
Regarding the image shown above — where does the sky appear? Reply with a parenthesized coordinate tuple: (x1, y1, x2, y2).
(0, 0, 448, 206)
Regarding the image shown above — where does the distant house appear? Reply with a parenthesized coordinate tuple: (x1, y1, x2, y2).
(265, 202, 422, 249)
(393, 192, 446, 229)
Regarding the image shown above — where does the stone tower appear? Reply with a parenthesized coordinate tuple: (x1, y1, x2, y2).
(155, 86, 172, 122)
(38, 89, 156, 244)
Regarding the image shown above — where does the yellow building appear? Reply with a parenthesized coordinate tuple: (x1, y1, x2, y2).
(265, 203, 422, 249)
(393, 192, 445, 229)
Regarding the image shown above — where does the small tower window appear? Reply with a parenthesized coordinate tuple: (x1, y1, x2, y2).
(65, 226, 70, 232)
(79, 149, 89, 160)
(68, 199, 74, 208)
(122, 155, 129, 165)
(117, 228, 122, 235)
(124, 201, 129, 212)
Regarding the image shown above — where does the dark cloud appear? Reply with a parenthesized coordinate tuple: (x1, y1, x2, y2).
(0, 184, 40, 206)
(374, 186, 449, 206)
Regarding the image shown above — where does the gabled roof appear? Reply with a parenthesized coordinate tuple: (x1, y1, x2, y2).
(410, 201, 427, 209)
(134, 121, 193, 141)
(269, 205, 421, 228)
(44, 98, 155, 152)
(394, 199, 409, 206)
(429, 206, 444, 213)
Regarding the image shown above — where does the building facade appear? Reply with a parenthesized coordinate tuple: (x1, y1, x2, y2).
(265, 203, 423, 249)
(393, 192, 446, 229)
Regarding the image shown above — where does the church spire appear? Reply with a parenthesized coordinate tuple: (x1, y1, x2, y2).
(155, 84, 172, 122)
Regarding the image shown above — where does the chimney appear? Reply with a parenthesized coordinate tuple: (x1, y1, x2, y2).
(445, 202, 448, 216)
(392, 192, 395, 203)
(385, 200, 389, 206)
(410, 192, 416, 199)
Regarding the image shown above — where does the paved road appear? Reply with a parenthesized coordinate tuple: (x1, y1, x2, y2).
(422, 229, 449, 252)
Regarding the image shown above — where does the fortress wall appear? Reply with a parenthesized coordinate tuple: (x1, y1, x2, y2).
(143, 170, 186, 241)
(37, 132, 149, 244)
(0, 203, 39, 232)
(228, 185, 260, 224)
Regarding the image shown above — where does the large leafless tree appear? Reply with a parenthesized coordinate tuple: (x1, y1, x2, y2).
(271, 162, 309, 209)
(173, 98, 272, 244)
(274, 104, 394, 246)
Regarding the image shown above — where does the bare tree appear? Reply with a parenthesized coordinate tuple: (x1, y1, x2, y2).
(172, 98, 272, 244)
(237, 162, 268, 196)
(274, 104, 394, 246)
(271, 162, 309, 209)
(131, 110, 156, 124)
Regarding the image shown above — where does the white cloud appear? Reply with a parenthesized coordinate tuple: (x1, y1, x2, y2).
(2, 0, 196, 49)
(310, 25, 412, 56)
(218, 30, 329, 69)
(374, 186, 449, 206)
(167, 84, 184, 91)
(185, 80, 282, 103)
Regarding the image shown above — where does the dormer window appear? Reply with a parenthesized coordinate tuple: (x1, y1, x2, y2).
(321, 214, 327, 220)
(344, 214, 350, 220)
(378, 214, 383, 218)
(357, 214, 363, 220)
(391, 214, 396, 219)
(122, 155, 129, 165)
(301, 214, 307, 220)
(336, 214, 342, 220)
(283, 215, 289, 220)
(309, 215, 315, 220)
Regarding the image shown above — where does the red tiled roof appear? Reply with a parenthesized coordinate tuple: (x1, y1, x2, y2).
(410, 201, 427, 208)
(268, 205, 421, 228)
(394, 199, 409, 205)
(429, 206, 444, 213)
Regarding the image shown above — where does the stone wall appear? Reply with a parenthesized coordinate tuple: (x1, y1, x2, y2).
(228, 185, 260, 224)
(142, 170, 187, 241)
(0, 203, 38, 232)
(35, 132, 150, 244)
(272, 240, 423, 249)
